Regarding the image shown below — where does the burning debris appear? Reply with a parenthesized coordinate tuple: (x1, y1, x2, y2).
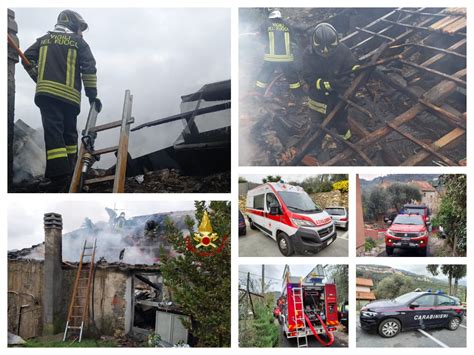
(8, 207, 195, 265)
(240, 8, 466, 166)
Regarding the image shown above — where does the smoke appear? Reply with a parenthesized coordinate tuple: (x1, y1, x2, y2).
(17, 209, 196, 265)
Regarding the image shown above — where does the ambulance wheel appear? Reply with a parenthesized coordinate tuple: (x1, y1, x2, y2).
(277, 232, 294, 256)
(249, 220, 258, 230)
(378, 318, 401, 338)
(447, 317, 461, 330)
(386, 246, 394, 256)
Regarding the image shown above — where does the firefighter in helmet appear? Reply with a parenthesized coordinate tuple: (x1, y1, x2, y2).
(23, 10, 101, 192)
(255, 10, 302, 97)
(302, 23, 359, 141)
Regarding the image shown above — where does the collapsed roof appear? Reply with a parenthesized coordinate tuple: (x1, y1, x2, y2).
(241, 8, 466, 166)
(8, 208, 195, 267)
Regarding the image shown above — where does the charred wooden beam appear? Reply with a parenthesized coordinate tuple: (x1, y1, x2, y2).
(399, 59, 466, 87)
(381, 18, 466, 36)
(389, 42, 465, 59)
(131, 102, 231, 132)
(135, 274, 162, 293)
(395, 9, 447, 18)
(418, 99, 466, 129)
(386, 122, 458, 166)
(355, 27, 394, 41)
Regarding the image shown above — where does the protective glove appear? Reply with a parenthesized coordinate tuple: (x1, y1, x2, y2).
(316, 78, 333, 92)
(23, 60, 38, 83)
(89, 97, 102, 113)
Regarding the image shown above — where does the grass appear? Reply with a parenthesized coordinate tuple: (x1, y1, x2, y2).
(23, 339, 118, 347)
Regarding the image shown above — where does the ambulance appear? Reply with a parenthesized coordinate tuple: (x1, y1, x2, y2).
(245, 182, 337, 256)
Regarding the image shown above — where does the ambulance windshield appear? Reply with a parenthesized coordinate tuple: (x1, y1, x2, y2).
(279, 191, 323, 213)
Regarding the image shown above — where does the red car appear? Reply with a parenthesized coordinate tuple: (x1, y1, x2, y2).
(385, 214, 428, 256)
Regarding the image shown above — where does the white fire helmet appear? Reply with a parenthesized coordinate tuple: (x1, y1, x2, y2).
(269, 10, 282, 19)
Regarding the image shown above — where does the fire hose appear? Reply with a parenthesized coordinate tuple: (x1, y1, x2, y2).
(304, 313, 334, 347)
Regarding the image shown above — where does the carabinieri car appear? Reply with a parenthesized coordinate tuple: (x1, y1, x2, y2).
(360, 290, 464, 338)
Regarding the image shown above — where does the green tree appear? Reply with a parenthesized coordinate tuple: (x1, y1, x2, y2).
(426, 264, 467, 296)
(262, 175, 281, 183)
(374, 274, 414, 299)
(238, 176, 248, 183)
(328, 265, 348, 304)
(386, 183, 422, 211)
(433, 175, 466, 256)
(160, 201, 231, 347)
(363, 187, 389, 221)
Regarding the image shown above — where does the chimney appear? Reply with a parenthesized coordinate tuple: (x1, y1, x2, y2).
(43, 212, 63, 335)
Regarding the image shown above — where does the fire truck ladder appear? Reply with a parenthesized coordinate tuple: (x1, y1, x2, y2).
(292, 287, 308, 348)
(69, 90, 134, 193)
(63, 239, 97, 342)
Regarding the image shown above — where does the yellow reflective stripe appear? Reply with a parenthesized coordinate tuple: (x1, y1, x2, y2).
(47, 148, 68, 160)
(66, 49, 72, 86)
(37, 79, 81, 99)
(323, 81, 332, 90)
(352, 64, 361, 71)
(289, 82, 301, 89)
(66, 48, 77, 87)
(263, 54, 294, 62)
(284, 32, 290, 56)
(66, 145, 78, 154)
(38, 45, 48, 81)
(256, 81, 267, 88)
(316, 78, 322, 90)
(36, 82, 81, 104)
(82, 73, 97, 88)
(308, 98, 327, 114)
(268, 31, 275, 55)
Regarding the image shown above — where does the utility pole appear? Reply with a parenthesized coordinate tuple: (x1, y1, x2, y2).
(261, 264, 265, 294)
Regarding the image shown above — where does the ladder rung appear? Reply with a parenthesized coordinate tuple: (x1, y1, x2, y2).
(67, 326, 83, 329)
(84, 175, 115, 185)
(92, 146, 119, 155)
(89, 119, 134, 133)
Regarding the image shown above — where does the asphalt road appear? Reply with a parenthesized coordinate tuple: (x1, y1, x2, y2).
(239, 221, 348, 257)
(356, 316, 467, 348)
(377, 242, 434, 257)
(280, 329, 348, 348)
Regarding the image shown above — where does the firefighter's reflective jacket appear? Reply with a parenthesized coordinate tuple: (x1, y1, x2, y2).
(302, 43, 357, 95)
(260, 19, 294, 62)
(24, 31, 97, 110)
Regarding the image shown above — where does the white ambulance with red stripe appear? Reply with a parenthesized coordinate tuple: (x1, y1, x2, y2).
(245, 182, 337, 256)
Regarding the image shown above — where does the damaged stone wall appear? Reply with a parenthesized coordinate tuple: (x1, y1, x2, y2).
(8, 259, 132, 339)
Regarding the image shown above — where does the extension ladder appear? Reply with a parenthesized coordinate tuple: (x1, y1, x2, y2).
(69, 90, 134, 193)
(292, 287, 308, 348)
(63, 239, 97, 342)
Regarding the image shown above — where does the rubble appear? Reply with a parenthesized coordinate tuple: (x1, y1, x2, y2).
(240, 8, 466, 166)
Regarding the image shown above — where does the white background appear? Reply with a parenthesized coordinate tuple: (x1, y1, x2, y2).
(2, 0, 472, 353)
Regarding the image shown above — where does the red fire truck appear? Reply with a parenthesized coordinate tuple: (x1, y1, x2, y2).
(278, 265, 338, 347)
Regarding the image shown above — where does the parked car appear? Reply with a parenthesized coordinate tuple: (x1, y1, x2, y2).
(385, 214, 429, 256)
(325, 207, 348, 231)
(401, 204, 431, 229)
(245, 182, 336, 256)
(238, 210, 246, 236)
(360, 290, 464, 338)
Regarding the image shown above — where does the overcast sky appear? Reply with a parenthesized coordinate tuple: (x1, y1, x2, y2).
(358, 174, 386, 181)
(8, 200, 196, 250)
(13, 8, 230, 166)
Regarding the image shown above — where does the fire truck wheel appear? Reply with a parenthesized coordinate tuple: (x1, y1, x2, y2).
(378, 318, 401, 338)
(385, 246, 394, 256)
(277, 232, 294, 256)
(249, 220, 258, 230)
(447, 316, 461, 330)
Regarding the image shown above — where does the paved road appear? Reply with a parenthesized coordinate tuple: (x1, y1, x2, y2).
(280, 329, 348, 348)
(239, 221, 348, 257)
(356, 317, 467, 347)
(377, 242, 434, 257)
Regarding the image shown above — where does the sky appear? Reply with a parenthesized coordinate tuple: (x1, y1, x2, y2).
(13, 8, 230, 167)
(358, 174, 387, 181)
(8, 200, 196, 250)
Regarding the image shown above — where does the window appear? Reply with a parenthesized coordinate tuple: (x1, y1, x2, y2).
(414, 294, 436, 307)
(254, 194, 265, 210)
(437, 295, 456, 306)
(266, 193, 279, 210)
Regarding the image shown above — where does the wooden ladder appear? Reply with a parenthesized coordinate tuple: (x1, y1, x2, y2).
(63, 239, 97, 342)
(292, 287, 308, 348)
(69, 90, 134, 193)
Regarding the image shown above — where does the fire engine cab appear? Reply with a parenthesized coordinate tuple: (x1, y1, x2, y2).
(245, 182, 337, 256)
(279, 265, 338, 347)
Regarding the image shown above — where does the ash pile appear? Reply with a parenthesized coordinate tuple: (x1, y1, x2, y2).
(240, 8, 466, 166)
